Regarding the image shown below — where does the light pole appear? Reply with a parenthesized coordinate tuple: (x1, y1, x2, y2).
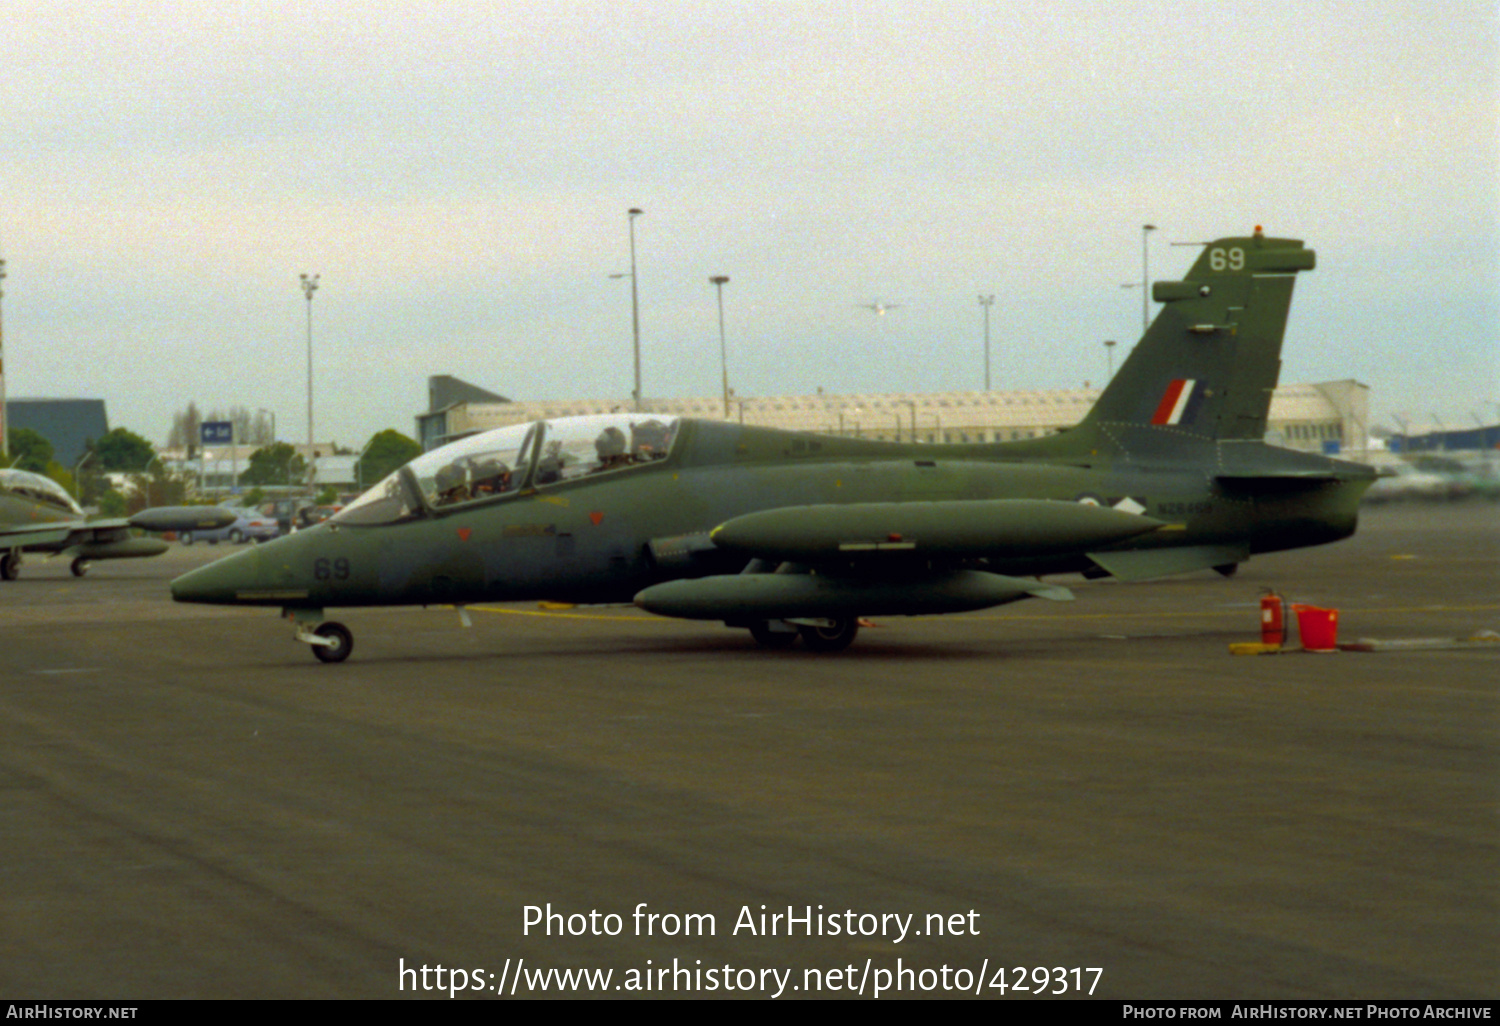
(627, 208, 643, 411)
(300, 273, 319, 489)
(1104, 339, 1117, 380)
(710, 275, 730, 418)
(257, 407, 276, 447)
(978, 294, 995, 391)
(73, 449, 94, 500)
(1140, 224, 1156, 332)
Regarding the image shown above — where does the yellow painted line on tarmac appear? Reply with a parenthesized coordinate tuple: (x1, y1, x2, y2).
(456, 602, 1500, 628)
(463, 604, 660, 624)
(978, 603, 1500, 623)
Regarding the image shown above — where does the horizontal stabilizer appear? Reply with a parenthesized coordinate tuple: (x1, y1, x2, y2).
(1215, 473, 1343, 495)
(1086, 544, 1248, 582)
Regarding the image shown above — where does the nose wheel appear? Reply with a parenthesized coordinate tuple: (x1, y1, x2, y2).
(309, 622, 354, 663)
(286, 608, 355, 663)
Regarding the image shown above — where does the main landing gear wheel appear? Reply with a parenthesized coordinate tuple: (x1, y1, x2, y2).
(311, 622, 354, 663)
(70, 558, 91, 577)
(748, 620, 798, 649)
(1, 551, 19, 580)
(798, 618, 860, 653)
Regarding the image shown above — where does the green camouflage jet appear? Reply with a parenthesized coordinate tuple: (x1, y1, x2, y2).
(1, 468, 234, 579)
(172, 228, 1376, 661)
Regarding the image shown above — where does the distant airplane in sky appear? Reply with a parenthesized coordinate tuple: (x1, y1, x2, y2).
(856, 299, 901, 316)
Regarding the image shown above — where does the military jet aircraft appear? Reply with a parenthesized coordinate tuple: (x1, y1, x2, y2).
(0, 467, 235, 579)
(172, 229, 1376, 662)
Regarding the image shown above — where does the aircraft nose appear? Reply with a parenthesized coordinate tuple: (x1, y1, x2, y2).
(171, 547, 265, 604)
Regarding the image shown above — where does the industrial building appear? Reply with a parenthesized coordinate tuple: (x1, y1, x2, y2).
(6, 398, 109, 468)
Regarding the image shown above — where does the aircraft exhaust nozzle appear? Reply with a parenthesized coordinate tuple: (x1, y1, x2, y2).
(129, 506, 237, 533)
(709, 499, 1160, 563)
(634, 570, 1073, 622)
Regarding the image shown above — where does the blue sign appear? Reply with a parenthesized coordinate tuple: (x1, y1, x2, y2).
(201, 421, 233, 445)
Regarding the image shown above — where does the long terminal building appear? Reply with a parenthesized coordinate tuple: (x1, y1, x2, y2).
(418, 376, 1371, 459)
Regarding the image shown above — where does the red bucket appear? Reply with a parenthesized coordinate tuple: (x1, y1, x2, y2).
(1291, 604, 1339, 652)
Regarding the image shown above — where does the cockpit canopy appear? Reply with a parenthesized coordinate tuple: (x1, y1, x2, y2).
(334, 414, 681, 526)
(0, 468, 84, 517)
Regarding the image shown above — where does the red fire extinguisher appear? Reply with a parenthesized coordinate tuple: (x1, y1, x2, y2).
(1260, 590, 1287, 647)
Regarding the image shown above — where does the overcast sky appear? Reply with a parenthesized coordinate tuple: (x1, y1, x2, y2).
(1, 0, 1494, 447)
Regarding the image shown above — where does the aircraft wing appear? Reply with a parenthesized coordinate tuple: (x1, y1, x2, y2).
(1, 517, 157, 554)
(2, 508, 235, 562)
(636, 499, 1157, 621)
(0, 521, 79, 548)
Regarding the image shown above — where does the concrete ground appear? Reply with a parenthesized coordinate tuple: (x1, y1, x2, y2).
(1, 502, 1495, 999)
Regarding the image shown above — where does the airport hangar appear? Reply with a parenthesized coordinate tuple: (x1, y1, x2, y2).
(416, 375, 1371, 458)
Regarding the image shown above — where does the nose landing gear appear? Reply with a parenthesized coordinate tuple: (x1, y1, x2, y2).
(284, 607, 354, 663)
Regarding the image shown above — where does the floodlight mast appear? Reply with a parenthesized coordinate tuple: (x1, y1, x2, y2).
(1141, 224, 1156, 332)
(710, 276, 731, 418)
(301, 273, 319, 489)
(627, 208, 643, 412)
(978, 294, 995, 391)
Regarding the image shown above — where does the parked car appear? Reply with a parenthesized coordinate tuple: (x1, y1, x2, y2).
(180, 507, 281, 545)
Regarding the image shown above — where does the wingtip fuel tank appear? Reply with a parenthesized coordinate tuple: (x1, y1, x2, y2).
(129, 506, 237, 533)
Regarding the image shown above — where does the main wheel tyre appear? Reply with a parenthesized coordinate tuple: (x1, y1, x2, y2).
(180, 533, 194, 546)
(798, 618, 860, 653)
(748, 620, 798, 649)
(71, 558, 91, 577)
(0, 552, 19, 580)
(311, 622, 354, 663)
(228, 528, 245, 544)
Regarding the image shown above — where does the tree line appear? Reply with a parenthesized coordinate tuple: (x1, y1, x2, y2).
(4, 425, 421, 510)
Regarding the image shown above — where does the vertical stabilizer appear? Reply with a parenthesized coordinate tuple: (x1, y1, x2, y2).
(1068, 229, 1315, 456)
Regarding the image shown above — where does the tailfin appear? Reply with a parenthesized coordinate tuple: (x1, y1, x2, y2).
(1061, 229, 1315, 457)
